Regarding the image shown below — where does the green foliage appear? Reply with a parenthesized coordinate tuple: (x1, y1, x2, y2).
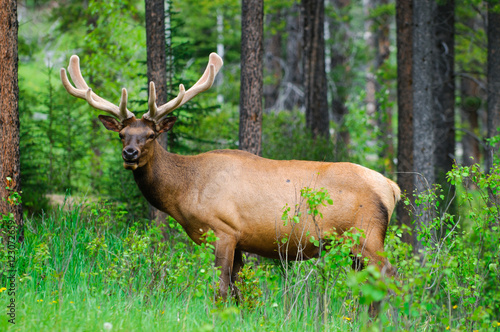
(1, 160, 500, 330)
(233, 265, 264, 312)
(262, 111, 338, 162)
(300, 187, 334, 218)
(382, 163, 500, 331)
(18, 0, 148, 214)
(456, 2, 487, 74)
(2, 177, 22, 208)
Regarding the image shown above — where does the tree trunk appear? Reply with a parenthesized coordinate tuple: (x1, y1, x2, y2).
(302, 0, 329, 138)
(486, 2, 500, 174)
(239, 0, 263, 156)
(0, 0, 23, 242)
(264, 10, 282, 111)
(413, 0, 436, 250)
(145, 0, 169, 223)
(396, 0, 414, 246)
(364, 0, 377, 118)
(433, 0, 455, 213)
(433, 0, 455, 183)
(329, 0, 351, 157)
(283, 1, 304, 111)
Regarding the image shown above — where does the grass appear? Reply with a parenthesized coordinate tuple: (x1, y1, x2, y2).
(2, 163, 500, 331)
(11, 290, 354, 331)
(2, 201, 363, 331)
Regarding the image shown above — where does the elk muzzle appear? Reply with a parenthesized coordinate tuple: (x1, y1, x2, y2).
(122, 147, 140, 170)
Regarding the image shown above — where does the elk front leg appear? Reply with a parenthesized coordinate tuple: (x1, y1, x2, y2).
(214, 235, 237, 299)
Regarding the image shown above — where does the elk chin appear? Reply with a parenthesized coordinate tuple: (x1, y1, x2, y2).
(123, 162, 138, 171)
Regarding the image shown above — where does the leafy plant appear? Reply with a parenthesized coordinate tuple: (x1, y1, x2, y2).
(233, 265, 263, 311)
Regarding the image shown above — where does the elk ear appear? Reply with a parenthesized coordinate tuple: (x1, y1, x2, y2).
(98, 115, 123, 132)
(157, 116, 177, 134)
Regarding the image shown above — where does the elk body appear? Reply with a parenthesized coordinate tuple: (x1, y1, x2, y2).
(61, 53, 400, 299)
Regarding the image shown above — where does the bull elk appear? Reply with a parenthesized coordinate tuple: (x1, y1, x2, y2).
(61, 53, 400, 301)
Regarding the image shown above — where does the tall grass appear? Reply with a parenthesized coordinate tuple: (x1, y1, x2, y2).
(1, 199, 357, 331)
(1, 163, 500, 331)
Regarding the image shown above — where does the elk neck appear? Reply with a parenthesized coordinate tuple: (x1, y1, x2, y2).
(131, 139, 192, 215)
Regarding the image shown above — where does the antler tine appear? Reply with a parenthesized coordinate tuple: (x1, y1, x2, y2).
(176, 52, 223, 109)
(147, 82, 158, 119)
(60, 55, 134, 121)
(86, 88, 121, 115)
(143, 53, 223, 123)
(67, 55, 90, 91)
(118, 88, 129, 120)
(155, 84, 185, 118)
(143, 82, 186, 122)
(61, 68, 86, 99)
(66, 55, 118, 110)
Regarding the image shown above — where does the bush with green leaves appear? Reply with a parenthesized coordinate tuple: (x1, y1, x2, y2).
(376, 162, 500, 331)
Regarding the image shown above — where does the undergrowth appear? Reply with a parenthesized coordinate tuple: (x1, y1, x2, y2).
(0, 163, 499, 331)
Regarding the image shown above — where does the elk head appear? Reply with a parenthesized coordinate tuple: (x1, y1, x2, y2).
(60, 54, 223, 170)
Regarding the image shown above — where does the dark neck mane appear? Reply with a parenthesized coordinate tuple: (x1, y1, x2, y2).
(132, 140, 189, 214)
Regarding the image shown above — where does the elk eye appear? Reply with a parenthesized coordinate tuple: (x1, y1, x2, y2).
(119, 133, 124, 140)
(149, 133, 155, 140)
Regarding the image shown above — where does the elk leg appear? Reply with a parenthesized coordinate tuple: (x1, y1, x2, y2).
(230, 249, 244, 299)
(349, 226, 394, 275)
(214, 235, 237, 299)
(361, 237, 396, 277)
(353, 232, 395, 318)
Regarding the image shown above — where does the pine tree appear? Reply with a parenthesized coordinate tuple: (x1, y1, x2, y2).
(0, 0, 23, 241)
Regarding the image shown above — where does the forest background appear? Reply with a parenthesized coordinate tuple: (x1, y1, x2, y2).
(0, 0, 499, 331)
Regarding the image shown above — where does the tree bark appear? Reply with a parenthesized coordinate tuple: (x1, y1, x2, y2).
(396, 0, 414, 246)
(364, 0, 377, 118)
(486, 1, 500, 173)
(0, 0, 23, 242)
(412, 0, 435, 250)
(283, 2, 304, 111)
(433, 0, 455, 184)
(145, 0, 169, 223)
(264, 10, 282, 111)
(302, 0, 329, 138)
(239, 0, 264, 156)
(329, 0, 351, 156)
(433, 0, 455, 215)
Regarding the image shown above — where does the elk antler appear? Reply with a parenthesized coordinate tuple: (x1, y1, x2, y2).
(60, 55, 135, 121)
(143, 52, 223, 123)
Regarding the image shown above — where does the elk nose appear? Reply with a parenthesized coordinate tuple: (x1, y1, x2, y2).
(122, 147, 139, 161)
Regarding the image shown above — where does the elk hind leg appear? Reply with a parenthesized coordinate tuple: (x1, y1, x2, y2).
(214, 235, 237, 299)
(354, 228, 394, 318)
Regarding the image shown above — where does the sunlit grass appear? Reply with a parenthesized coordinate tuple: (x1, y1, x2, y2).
(2, 163, 500, 331)
(2, 203, 359, 331)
